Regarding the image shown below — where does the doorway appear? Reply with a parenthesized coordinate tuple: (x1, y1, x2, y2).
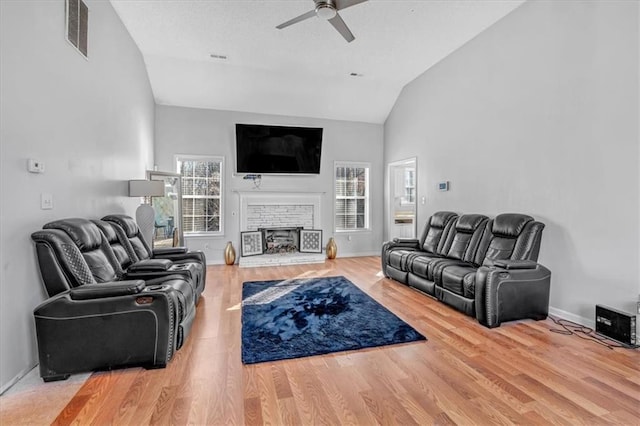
(147, 170, 184, 248)
(387, 158, 417, 240)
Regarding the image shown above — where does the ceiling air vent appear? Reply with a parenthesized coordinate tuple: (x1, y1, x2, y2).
(66, 0, 88, 58)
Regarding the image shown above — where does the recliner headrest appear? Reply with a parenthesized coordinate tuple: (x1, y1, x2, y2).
(456, 214, 488, 232)
(102, 214, 139, 237)
(43, 218, 102, 251)
(92, 220, 118, 243)
(492, 213, 533, 237)
(430, 211, 457, 228)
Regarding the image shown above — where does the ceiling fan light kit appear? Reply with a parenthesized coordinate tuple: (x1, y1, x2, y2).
(316, 3, 337, 20)
(276, 0, 368, 43)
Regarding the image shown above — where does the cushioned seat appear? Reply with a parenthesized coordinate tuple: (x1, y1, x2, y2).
(441, 265, 477, 295)
(93, 219, 200, 295)
(387, 249, 412, 269)
(102, 214, 206, 303)
(381, 211, 457, 284)
(425, 214, 488, 284)
(436, 213, 547, 322)
(382, 211, 551, 327)
(31, 218, 198, 381)
(438, 265, 478, 315)
(39, 218, 196, 315)
(404, 252, 443, 295)
(402, 214, 487, 299)
(408, 253, 441, 278)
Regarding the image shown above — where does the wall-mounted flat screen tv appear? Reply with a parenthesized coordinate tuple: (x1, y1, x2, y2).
(235, 124, 323, 174)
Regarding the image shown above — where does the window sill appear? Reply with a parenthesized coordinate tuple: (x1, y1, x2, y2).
(184, 232, 225, 239)
(335, 229, 372, 234)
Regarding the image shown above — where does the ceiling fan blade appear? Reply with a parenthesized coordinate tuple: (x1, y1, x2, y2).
(334, 0, 368, 11)
(276, 9, 317, 29)
(328, 12, 355, 42)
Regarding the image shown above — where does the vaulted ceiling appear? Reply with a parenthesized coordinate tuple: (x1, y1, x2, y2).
(110, 0, 525, 124)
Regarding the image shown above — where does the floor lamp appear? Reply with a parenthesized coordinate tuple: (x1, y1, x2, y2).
(129, 179, 165, 247)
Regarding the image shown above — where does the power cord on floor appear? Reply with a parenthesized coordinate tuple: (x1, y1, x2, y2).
(548, 316, 634, 350)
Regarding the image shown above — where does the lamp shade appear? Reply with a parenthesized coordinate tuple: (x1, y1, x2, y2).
(128, 180, 165, 197)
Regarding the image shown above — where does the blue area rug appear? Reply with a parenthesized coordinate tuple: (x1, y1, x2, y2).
(241, 276, 426, 364)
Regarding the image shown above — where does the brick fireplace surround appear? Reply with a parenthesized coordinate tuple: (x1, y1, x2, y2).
(237, 192, 325, 267)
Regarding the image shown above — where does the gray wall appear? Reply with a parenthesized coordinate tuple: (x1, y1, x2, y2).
(0, 0, 155, 391)
(384, 0, 639, 325)
(154, 105, 384, 262)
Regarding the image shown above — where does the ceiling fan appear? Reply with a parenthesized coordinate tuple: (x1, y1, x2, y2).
(276, 0, 368, 43)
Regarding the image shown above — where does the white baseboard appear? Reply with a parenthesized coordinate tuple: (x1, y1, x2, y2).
(206, 252, 380, 265)
(549, 306, 594, 329)
(0, 364, 36, 395)
(336, 251, 380, 258)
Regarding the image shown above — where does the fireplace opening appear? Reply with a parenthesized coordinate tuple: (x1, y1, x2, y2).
(261, 227, 301, 254)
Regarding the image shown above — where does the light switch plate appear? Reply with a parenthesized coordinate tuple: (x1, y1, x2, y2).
(41, 193, 53, 210)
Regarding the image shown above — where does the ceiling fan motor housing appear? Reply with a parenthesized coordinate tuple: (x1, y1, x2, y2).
(315, 0, 337, 20)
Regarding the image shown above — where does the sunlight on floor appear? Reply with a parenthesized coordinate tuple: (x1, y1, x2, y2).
(227, 268, 335, 310)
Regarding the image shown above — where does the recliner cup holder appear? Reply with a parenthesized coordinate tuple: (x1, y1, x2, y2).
(146, 285, 167, 291)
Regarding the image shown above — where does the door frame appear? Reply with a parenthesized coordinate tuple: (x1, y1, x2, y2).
(147, 170, 184, 247)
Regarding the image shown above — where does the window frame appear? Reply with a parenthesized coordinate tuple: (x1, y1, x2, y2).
(175, 154, 224, 237)
(334, 161, 371, 233)
(401, 167, 416, 206)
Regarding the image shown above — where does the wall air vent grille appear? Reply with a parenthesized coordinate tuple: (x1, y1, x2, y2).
(66, 0, 88, 58)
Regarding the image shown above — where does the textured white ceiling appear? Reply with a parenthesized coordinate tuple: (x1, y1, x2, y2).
(110, 0, 524, 124)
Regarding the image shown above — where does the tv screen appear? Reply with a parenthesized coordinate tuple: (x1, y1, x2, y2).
(235, 124, 323, 174)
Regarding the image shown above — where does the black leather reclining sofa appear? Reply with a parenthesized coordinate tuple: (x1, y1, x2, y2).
(382, 211, 551, 328)
(31, 216, 206, 381)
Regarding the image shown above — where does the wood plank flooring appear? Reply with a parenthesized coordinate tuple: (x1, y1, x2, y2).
(2, 256, 639, 425)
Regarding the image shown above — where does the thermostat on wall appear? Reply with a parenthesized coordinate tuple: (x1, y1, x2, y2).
(438, 181, 449, 191)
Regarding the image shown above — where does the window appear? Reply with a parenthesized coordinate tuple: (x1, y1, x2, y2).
(335, 162, 370, 231)
(66, 0, 89, 58)
(176, 156, 223, 234)
(404, 168, 415, 204)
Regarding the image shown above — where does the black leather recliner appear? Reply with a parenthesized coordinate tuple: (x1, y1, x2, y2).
(93, 219, 201, 299)
(410, 214, 489, 293)
(31, 218, 197, 381)
(381, 211, 458, 285)
(102, 214, 206, 303)
(382, 212, 551, 328)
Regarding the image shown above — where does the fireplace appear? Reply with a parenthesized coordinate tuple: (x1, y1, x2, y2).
(261, 227, 301, 254)
(237, 191, 325, 267)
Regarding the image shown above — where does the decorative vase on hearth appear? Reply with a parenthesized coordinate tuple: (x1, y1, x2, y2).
(224, 241, 236, 265)
(326, 237, 337, 259)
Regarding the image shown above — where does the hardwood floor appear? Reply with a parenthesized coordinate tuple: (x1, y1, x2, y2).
(2, 256, 639, 425)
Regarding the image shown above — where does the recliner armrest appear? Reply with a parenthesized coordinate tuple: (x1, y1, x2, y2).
(475, 264, 551, 328)
(69, 280, 146, 300)
(153, 247, 188, 256)
(381, 239, 421, 277)
(392, 238, 419, 245)
(128, 259, 172, 272)
(493, 260, 537, 270)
